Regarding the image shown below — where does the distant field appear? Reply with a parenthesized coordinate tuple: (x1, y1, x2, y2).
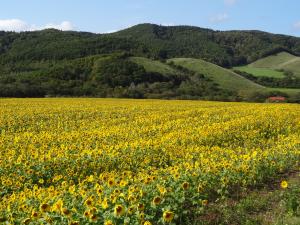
(233, 66, 286, 78)
(237, 52, 300, 78)
(168, 58, 264, 93)
(268, 87, 300, 95)
(251, 52, 297, 68)
(132, 56, 300, 98)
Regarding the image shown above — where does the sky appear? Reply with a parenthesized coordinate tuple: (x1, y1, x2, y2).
(0, 0, 300, 36)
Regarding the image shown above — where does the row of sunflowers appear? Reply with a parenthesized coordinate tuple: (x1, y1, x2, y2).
(0, 98, 299, 224)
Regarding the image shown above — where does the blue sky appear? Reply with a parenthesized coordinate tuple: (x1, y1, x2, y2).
(1, 0, 300, 36)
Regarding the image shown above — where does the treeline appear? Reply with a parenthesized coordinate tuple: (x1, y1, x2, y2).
(114, 24, 300, 67)
(0, 53, 236, 101)
(1, 24, 300, 101)
(234, 70, 300, 88)
(1, 24, 300, 68)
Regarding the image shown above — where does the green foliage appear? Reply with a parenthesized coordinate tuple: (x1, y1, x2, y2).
(238, 52, 300, 78)
(1, 24, 300, 101)
(168, 58, 264, 94)
(234, 69, 300, 90)
(281, 184, 300, 216)
(0, 53, 235, 100)
(114, 24, 300, 66)
(234, 67, 286, 78)
(1, 24, 300, 67)
(92, 57, 147, 87)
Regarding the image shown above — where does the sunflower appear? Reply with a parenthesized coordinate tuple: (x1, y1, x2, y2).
(108, 178, 115, 187)
(144, 221, 152, 225)
(114, 204, 125, 217)
(173, 173, 180, 180)
(137, 203, 145, 211)
(157, 185, 167, 195)
(62, 208, 71, 217)
(110, 194, 117, 203)
(281, 180, 288, 189)
(163, 210, 174, 223)
(22, 218, 31, 225)
(127, 194, 136, 203)
(52, 199, 63, 213)
(138, 212, 145, 221)
(197, 184, 204, 193)
(84, 198, 93, 207)
(152, 196, 162, 206)
(96, 187, 103, 195)
(182, 181, 190, 190)
(69, 185, 76, 194)
(90, 214, 98, 222)
(39, 203, 51, 212)
(69, 221, 80, 225)
(120, 180, 127, 187)
(202, 199, 208, 206)
(113, 188, 121, 195)
(102, 198, 109, 209)
(38, 178, 44, 184)
(83, 210, 90, 218)
(127, 205, 136, 214)
(104, 220, 114, 225)
(31, 210, 39, 219)
(89, 207, 97, 214)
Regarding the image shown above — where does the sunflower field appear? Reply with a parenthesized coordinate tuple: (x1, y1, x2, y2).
(0, 98, 299, 225)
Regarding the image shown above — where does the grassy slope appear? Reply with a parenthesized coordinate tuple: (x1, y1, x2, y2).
(130, 57, 180, 76)
(268, 88, 300, 95)
(233, 67, 286, 78)
(132, 56, 300, 97)
(280, 60, 300, 78)
(251, 52, 297, 68)
(168, 58, 265, 93)
(235, 52, 300, 78)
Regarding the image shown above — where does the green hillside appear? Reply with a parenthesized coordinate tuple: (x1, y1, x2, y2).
(232, 52, 300, 97)
(1, 24, 300, 101)
(267, 88, 300, 95)
(251, 52, 300, 78)
(280, 59, 300, 77)
(1, 24, 300, 68)
(168, 58, 265, 93)
(234, 52, 300, 78)
(130, 57, 179, 76)
(250, 52, 297, 68)
(233, 67, 286, 78)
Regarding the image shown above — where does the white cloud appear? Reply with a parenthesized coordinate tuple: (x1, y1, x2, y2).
(161, 23, 175, 27)
(210, 13, 229, 24)
(43, 21, 74, 31)
(224, 0, 237, 6)
(0, 19, 74, 32)
(103, 29, 118, 34)
(0, 19, 29, 32)
(294, 21, 300, 30)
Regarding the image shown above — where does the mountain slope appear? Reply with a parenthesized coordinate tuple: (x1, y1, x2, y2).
(1, 24, 300, 68)
(113, 24, 300, 66)
(249, 52, 300, 77)
(130, 57, 180, 76)
(1, 24, 300, 101)
(250, 52, 297, 68)
(168, 58, 265, 93)
(234, 52, 300, 78)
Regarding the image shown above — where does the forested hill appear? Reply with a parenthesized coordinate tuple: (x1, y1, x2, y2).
(1, 23, 300, 67)
(113, 24, 300, 66)
(0, 23, 300, 101)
